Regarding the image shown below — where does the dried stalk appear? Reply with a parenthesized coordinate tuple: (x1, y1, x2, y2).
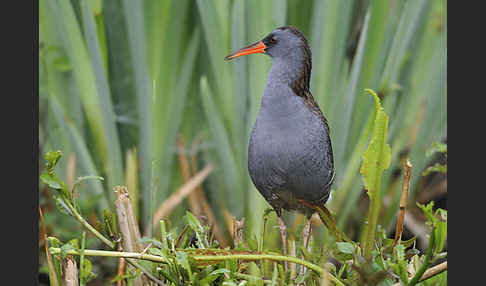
(62, 255, 78, 286)
(49, 247, 345, 285)
(114, 186, 145, 286)
(420, 261, 447, 282)
(392, 261, 447, 286)
(233, 217, 245, 247)
(394, 159, 412, 245)
(177, 135, 202, 216)
(151, 163, 214, 227)
(116, 255, 126, 286)
(290, 239, 297, 279)
(39, 207, 59, 286)
(191, 154, 229, 247)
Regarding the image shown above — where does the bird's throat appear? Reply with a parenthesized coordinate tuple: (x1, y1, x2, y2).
(266, 52, 311, 98)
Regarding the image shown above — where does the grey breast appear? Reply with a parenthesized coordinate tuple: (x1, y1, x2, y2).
(248, 86, 333, 209)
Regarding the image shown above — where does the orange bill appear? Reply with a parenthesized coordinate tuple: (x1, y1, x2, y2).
(224, 41, 267, 61)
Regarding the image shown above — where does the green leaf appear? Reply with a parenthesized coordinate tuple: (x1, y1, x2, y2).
(422, 163, 447, 176)
(137, 237, 163, 249)
(391, 244, 409, 284)
(200, 268, 230, 284)
(44, 150, 63, 174)
(332, 241, 354, 262)
(40, 173, 63, 190)
(425, 141, 447, 157)
(80, 257, 97, 283)
(102, 209, 117, 238)
(336, 242, 355, 254)
(147, 247, 163, 256)
(360, 89, 392, 200)
(47, 237, 62, 248)
(176, 251, 193, 281)
(417, 202, 447, 255)
(185, 211, 203, 233)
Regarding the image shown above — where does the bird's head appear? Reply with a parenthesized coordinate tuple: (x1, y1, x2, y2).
(224, 26, 310, 61)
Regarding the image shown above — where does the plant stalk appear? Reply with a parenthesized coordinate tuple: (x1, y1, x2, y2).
(408, 230, 436, 285)
(65, 200, 115, 249)
(49, 248, 344, 285)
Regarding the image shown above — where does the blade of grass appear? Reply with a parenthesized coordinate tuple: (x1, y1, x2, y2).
(49, 94, 108, 211)
(122, 0, 153, 234)
(48, 0, 117, 196)
(80, 0, 124, 189)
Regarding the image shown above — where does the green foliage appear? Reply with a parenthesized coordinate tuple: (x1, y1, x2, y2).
(360, 89, 392, 200)
(40, 0, 446, 284)
(360, 89, 391, 259)
(422, 142, 447, 176)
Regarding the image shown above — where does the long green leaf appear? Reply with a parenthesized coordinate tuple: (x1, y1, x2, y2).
(122, 0, 153, 233)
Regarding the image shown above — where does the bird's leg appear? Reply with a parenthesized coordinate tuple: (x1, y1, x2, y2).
(299, 216, 312, 276)
(277, 214, 288, 271)
(302, 216, 312, 250)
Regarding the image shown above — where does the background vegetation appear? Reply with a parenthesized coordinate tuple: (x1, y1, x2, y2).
(39, 0, 447, 284)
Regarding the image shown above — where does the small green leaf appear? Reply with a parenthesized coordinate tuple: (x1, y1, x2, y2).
(336, 242, 355, 254)
(102, 209, 117, 238)
(40, 173, 63, 190)
(400, 237, 417, 249)
(200, 268, 231, 284)
(47, 237, 62, 248)
(45, 150, 63, 173)
(422, 163, 447, 176)
(185, 211, 203, 232)
(137, 237, 163, 249)
(147, 247, 163, 256)
(80, 258, 97, 283)
(425, 142, 447, 157)
(332, 242, 354, 261)
(417, 202, 447, 255)
(67, 239, 79, 250)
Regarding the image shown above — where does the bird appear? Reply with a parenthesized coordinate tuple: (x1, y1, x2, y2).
(224, 26, 335, 258)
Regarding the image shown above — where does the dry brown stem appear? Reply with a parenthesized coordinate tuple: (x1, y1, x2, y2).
(39, 207, 59, 286)
(233, 217, 245, 247)
(189, 144, 229, 247)
(394, 159, 412, 245)
(62, 255, 78, 286)
(177, 136, 203, 216)
(392, 261, 447, 285)
(116, 257, 126, 286)
(151, 163, 214, 228)
(114, 186, 145, 286)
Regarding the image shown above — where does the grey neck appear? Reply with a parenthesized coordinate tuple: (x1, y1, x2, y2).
(264, 49, 311, 100)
